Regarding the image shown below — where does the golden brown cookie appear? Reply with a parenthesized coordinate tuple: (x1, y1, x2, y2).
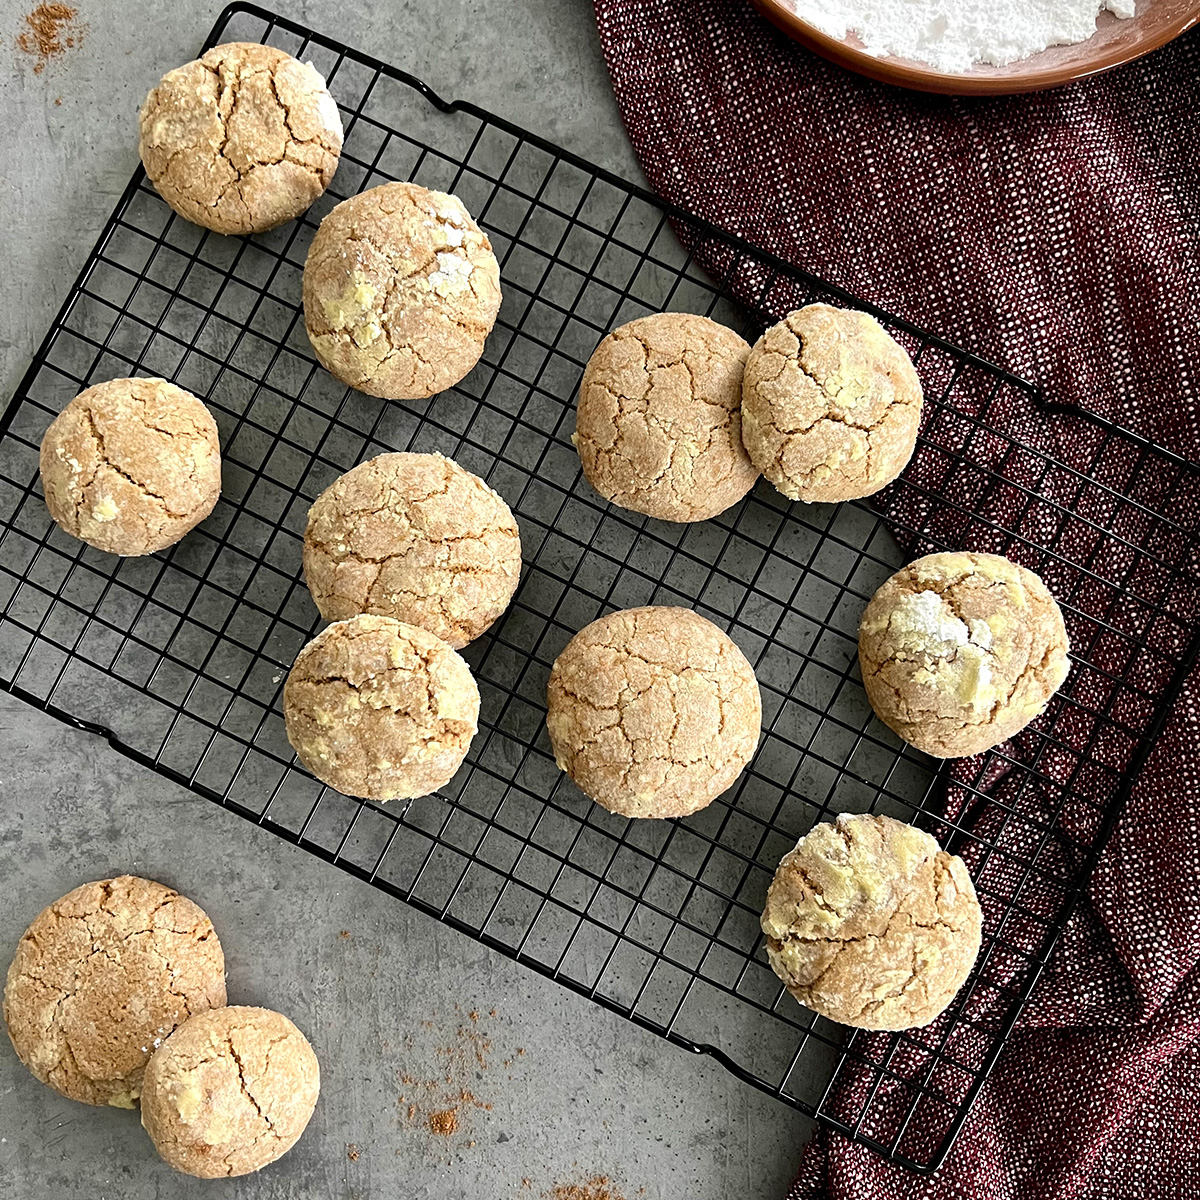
(284, 614, 480, 800)
(139, 42, 343, 235)
(3, 876, 226, 1108)
(39, 377, 221, 556)
(546, 606, 761, 818)
(859, 551, 1070, 758)
(762, 814, 982, 1030)
(303, 182, 502, 400)
(740, 305, 923, 503)
(574, 313, 758, 522)
(140, 1005, 319, 1178)
(303, 452, 521, 648)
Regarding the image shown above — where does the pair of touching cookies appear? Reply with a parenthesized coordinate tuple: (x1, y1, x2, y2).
(3, 876, 318, 1178)
(283, 451, 521, 803)
(574, 303, 922, 524)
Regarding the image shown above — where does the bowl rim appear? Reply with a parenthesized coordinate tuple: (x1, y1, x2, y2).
(748, 0, 1200, 94)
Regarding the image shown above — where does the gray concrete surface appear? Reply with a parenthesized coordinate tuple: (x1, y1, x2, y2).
(0, 2, 812, 1196)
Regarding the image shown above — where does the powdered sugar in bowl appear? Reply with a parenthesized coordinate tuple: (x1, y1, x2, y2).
(750, 0, 1200, 94)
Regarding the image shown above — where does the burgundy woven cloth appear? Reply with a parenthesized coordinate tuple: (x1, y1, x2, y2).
(590, 4, 1200, 1197)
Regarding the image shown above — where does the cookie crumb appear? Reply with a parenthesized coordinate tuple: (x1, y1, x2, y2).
(347, 1143, 360, 1161)
(339, 930, 351, 938)
(16, 4, 81, 74)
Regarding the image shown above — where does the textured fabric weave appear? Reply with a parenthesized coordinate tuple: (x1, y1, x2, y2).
(590, 3, 1200, 1196)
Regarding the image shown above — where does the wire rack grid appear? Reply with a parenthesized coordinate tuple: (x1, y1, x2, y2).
(2, 3, 1199, 1173)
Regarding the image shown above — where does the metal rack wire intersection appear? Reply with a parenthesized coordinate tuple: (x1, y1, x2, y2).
(2, 3, 1198, 1172)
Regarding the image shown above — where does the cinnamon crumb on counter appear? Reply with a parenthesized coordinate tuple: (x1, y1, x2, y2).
(16, 4, 81, 74)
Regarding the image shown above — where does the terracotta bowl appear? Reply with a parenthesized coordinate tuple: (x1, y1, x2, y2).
(749, 0, 1200, 94)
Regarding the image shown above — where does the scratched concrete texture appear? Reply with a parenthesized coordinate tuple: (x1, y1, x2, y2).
(0, 1, 813, 1196)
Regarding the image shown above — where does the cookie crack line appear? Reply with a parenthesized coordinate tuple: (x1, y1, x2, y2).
(265, 60, 340, 157)
(227, 1041, 273, 1132)
(215, 57, 333, 182)
(79, 404, 192, 520)
(307, 523, 515, 566)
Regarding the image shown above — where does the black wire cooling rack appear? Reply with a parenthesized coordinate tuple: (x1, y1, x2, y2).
(3, 3, 1200, 1173)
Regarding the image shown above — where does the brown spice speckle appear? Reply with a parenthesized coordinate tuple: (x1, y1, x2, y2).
(398, 1006, 522, 1154)
(16, 4, 81, 75)
(548, 1176, 628, 1200)
(347, 1143, 360, 1162)
(428, 1108, 459, 1137)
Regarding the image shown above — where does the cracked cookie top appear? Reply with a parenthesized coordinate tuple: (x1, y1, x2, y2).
(303, 182, 502, 400)
(574, 313, 758, 523)
(2, 876, 226, 1107)
(284, 613, 480, 801)
(39, 377, 221, 557)
(546, 606, 761, 819)
(140, 1005, 319, 1179)
(859, 551, 1071, 759)
(762, 814, 982, 1030)
(139, 41, 343, 235)
(741, 304, 923, 504)
(303, 452, 521, 648)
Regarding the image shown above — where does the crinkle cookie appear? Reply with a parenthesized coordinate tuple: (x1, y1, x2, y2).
(303, 182, 502, 399)
(574, 313, 758, 522)
(3, 876, 226, 1108)
(284, 614, 480, 801)
(140, 1006, 319, 1178)
(139, 41, 343, 235)
(859, 551, 1070, 758)
(741, 305, 923, 503)
(303, 452, 521, 648)
(762, 814, 982, 1030)
(39, 377, 221, 556)
(546, 606, 761, 818)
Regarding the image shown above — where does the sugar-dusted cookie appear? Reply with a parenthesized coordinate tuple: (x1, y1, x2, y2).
(40, 377, 221, 556)
(546, 606, 761, 818)
(741, 304, 922, 503)
(3, 876, 226, 1107)
(303, 182, 501, 399)
(303, 452, 520, 648)
(574, 313, 758, 522)
(284, 614, 479, 800)
(859, 551, 1070, 758)
(140, 1006, 318, 1178)
(762, 814, 982, 1030)
(140, 42, 343, 235)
